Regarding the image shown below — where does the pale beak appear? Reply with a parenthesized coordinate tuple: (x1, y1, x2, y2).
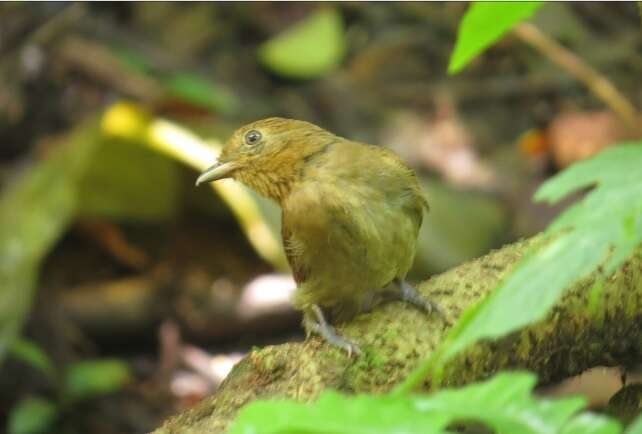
(195, 161, 238, 186)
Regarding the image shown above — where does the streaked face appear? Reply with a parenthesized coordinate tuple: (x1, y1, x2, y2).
(196, 117, 323, 185)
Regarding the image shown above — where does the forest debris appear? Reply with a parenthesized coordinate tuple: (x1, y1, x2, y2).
(56, 268, 298, 342)
(383, 105, 496, 189)
(56, 36, 162, 101)
(157, 320, 182, 383)
(76, 220, 150, 270)
(58, 273, 167, 336)
(180, 346, 244, 387)
(157, 322, 245, 404)
(0, 3, 87, 121)
(174, 269, 298, 341)
(23, 3, 86, 47)
(170, 370, 212, 407)
(170, 348, 245, 407)
(546, 111, 641, 168)
(514, 22, 639, 131)
(237, 274, 295, 320)
(518, 128, 549, 159)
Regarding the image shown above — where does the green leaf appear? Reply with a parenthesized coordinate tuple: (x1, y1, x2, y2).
(0, 120, 100, 363)
(164, 74, 240, 115)
(438, 230, 606, 363)
(412, 373, 585, 434)
(258, 8, 345, 79)
(397, 143, 642, 393)
(9, 338, 55, 379)
(537, 145, 642, 276)
(110, 45, 155, 75)
(441, 143, 642, 359)
(8, 397, 58, 434)
(77, 139, 180, 222)
(230, 372, 621, 434)
(560, 413, 621, 434)
(627, 415, 642, 434)
(63, 359, 130, 402)
(232, 393, 444, 434)
(448, 2, 544, 74)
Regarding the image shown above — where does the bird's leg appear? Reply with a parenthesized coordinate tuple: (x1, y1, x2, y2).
(303, 305, 362, 356)
(391, 278, 445, 317)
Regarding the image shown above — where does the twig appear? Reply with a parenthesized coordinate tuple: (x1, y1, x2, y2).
(29, 3, 87, 46)
(56, 36, 162, 101)
(514, 22, 638, 131)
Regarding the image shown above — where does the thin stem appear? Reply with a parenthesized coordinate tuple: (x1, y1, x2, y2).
(514, 22, 638, 131)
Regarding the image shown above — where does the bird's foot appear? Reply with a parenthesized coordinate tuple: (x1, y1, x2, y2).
(393, 278, 445, 317)
(304, 305, 362, 357)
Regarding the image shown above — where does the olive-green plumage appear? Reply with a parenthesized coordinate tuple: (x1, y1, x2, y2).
(197, 117, 430, 352)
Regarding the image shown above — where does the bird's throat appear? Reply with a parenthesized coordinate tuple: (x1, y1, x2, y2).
(235, 166, 300, 204)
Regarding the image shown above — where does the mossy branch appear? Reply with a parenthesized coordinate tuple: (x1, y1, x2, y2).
(155, 236, 642, 433)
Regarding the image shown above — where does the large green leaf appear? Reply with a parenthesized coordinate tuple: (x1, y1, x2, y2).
(77, 139, 180, 222)
(229, 372, 620, 434)
(258, 8, 345, 79)
(448, 2, 544, 74)
(0, 120, 100, 362)
(398, 143, 642, 392)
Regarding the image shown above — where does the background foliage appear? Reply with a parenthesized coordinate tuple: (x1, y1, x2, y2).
(0, 1, 640, 433)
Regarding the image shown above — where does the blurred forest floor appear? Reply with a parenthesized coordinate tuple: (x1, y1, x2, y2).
(0, 3, 641, 433)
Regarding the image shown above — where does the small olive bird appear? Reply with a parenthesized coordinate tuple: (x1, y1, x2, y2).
(196, 118, 440, 355)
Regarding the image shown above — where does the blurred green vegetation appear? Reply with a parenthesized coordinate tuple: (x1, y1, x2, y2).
(448, 2, 543, 73)
(8, 341, 130, 434)
(231, 372, 624, 434)
(258, 8, 346, 79)
(0, 2, 640, 433)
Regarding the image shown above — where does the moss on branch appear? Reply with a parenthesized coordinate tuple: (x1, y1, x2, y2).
(155, 236, 642, 433)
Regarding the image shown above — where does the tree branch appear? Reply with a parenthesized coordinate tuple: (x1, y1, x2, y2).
(154, 236, 642, 433)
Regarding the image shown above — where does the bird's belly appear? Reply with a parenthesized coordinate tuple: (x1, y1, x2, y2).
(290, 203, 418, 311)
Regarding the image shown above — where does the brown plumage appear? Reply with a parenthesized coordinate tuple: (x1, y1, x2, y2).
(197, 117, 437, 355)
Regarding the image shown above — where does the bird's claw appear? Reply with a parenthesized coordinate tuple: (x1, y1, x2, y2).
(305, 319, 362, 357)
(334, 335, 362, 357)
(305, 305, 362, 357)
(396, 279, 446, 319)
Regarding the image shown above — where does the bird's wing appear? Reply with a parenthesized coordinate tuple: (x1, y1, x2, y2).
(281, 181, 363, 285)
(281, 212, 310, 284)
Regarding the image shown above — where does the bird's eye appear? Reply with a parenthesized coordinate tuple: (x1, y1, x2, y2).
(244, 130, 262, 146)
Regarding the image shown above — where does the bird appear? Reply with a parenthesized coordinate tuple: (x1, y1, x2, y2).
(196, 117, 440, 355)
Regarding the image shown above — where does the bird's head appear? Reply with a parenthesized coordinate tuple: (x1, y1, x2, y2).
(196, 117, 335, 201)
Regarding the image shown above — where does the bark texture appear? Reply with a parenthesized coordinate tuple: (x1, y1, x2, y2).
(155, 237, 642, 433)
